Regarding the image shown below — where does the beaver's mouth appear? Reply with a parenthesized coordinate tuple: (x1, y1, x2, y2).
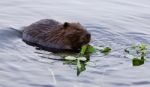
(80, 41, 89, 45)
(81, 36, 91, 45)
(71, 33, 91, 51)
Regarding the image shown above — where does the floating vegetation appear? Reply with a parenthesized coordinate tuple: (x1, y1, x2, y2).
(132, 57, 144, 66)
(64, 44, 111, 76)
(124, 43, 148, 66)
(61, 43, 149, 76)
(99, 47, 111, 55)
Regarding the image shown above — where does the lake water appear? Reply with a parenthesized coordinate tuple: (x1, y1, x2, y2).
(1, 0, 150, 87)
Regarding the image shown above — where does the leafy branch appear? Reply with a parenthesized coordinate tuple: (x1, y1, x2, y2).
(64, 44, 111, 76)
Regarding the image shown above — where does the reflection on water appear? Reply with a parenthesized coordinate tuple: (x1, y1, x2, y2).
(1, 0, 150, 87)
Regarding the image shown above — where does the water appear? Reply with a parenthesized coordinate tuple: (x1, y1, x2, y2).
(0, 0, 150, 87)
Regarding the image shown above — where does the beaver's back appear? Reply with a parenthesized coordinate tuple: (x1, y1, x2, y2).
(22, 19, 60, 43)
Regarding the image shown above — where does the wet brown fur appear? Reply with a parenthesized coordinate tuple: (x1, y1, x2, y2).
(22, 19, 91, 52)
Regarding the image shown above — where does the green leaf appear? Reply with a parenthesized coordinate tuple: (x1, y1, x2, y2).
(77, 59, 82, 69)
(86, 45, 96, 53)
(80, 45, 88, 55)
(65, 56, 77, 61)
(100, 47, 111, 55)
(132, 58, 144, 66)
(80, 45, 96, 56)
(77, 59, 86, 76)
(139, 43, 146, 51)
(77, 57, 87, 61)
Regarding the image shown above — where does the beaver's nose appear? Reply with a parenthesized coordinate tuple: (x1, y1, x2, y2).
(86, 33, 91, 39)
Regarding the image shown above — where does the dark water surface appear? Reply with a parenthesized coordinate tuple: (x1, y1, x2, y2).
(1, 0, 150, 87)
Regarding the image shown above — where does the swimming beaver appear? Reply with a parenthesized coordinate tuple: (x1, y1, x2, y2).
(22, 19, 91, 52)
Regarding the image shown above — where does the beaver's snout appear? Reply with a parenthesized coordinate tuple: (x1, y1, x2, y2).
(86, 33, 91, 40)
(85, 33, 91, 44)
(80, 33, 91, 45)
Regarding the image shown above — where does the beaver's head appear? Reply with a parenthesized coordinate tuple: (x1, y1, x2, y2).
(62, 22, 91, 50)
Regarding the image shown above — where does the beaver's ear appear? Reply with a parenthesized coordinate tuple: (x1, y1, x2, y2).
(63, 22, 69, 28)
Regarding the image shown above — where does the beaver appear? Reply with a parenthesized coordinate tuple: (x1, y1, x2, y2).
(22, 19, 91, 52)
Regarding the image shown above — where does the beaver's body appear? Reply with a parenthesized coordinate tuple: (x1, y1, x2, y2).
(22, 19, 91, 52)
